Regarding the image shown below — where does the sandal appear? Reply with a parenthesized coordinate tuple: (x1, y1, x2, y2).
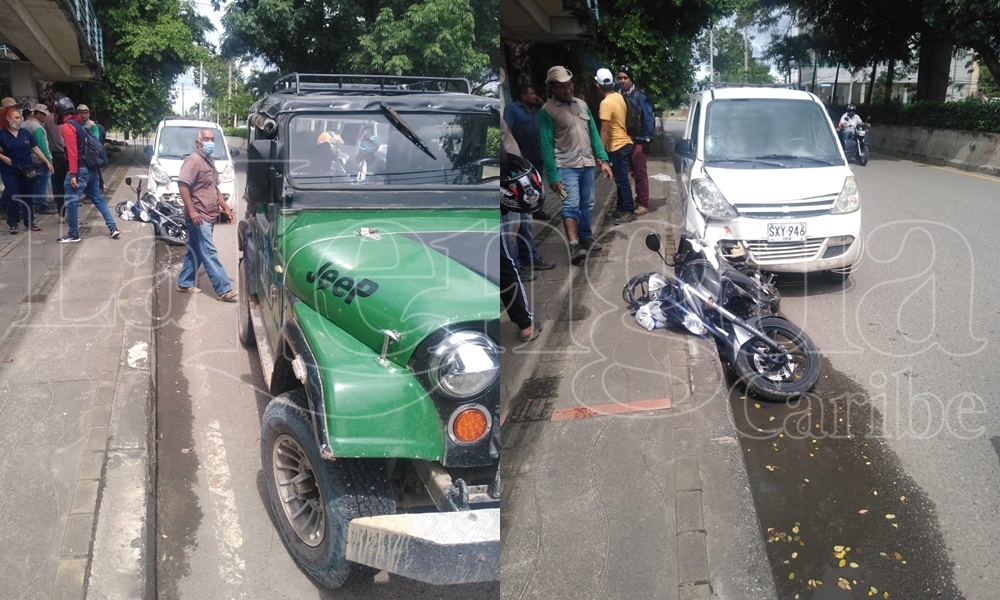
(518, 321, 543, 343)
(217, 289, 238, 302)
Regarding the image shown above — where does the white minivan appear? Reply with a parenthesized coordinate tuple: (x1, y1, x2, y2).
(144, 118, 240, 210)
(674, 87, 862, 281)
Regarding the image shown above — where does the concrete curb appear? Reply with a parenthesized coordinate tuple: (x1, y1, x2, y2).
(870, 124, 1000, 177)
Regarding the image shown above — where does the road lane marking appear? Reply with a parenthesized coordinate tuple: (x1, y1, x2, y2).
(550, 398, 672, 421)
(203, 419, 247, 597)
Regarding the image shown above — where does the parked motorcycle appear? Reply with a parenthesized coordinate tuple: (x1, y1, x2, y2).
(625, 232, 820, 401)
(116, 176, 188, 246)
(844, 122, 869, 166)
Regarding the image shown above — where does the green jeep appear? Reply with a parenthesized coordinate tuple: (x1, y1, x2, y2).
(237, 74, 500, 589)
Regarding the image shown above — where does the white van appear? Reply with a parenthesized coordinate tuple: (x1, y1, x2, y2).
(144, 118, 240, 210)
(674, 88, 862, 281)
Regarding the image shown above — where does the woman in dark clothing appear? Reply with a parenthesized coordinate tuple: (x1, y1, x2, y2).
(0, 106, 54, 234)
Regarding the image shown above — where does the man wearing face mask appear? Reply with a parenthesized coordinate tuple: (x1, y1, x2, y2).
(175, 128, 237, 301)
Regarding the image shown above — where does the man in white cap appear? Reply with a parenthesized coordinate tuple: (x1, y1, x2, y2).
(0, 97, 16, 108)
(22, 103, 56, 214)
(595, 67, 636, 225)
(539, 65, 613, 265)
(76, 104, 105, 192)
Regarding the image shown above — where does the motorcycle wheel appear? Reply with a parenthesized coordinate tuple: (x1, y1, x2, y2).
(859, 145, 869, 166)
(115, 201, 131, 220)
(734, 316, 819, 402)
(159, 219, 189, 246)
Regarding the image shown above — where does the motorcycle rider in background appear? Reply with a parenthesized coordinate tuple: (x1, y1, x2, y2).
(838, 104, 870, 152)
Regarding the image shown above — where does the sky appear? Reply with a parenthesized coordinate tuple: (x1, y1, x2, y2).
(171, 0, 223, 116)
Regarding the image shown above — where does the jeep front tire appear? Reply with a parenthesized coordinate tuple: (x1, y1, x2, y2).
(261, 391, 396, 589)
(237, 257, 253, 347)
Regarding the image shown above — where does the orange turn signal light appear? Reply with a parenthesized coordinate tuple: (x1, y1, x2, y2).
(452, 407, 490, 444)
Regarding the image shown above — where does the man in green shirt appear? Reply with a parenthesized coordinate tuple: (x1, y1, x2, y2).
(22, 104, 56, 214)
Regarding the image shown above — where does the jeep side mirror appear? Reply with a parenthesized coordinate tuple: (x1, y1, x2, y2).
(674, 139, 695, 159)
(247, 140, 275, 203)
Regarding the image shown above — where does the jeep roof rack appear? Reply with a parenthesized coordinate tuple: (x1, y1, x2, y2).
(271, 73, 472, 95)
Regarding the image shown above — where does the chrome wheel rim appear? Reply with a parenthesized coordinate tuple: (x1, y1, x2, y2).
(272, 433, 325, 547)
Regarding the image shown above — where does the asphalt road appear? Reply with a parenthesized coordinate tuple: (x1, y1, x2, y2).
(755, 152, 1000, 598)
(154, 159, 499, 599)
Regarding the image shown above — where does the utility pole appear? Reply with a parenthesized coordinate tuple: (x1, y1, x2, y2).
(179, 84, 185, 117)
(198, 63, 203, 120)
(709, 28, 714, 85)
(228, 62, 232, 126)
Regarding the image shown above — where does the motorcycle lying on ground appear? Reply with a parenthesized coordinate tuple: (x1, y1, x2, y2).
(116, 176, 188, 246)
(844, 123, 869, 166)
(624, 232, 820, 401)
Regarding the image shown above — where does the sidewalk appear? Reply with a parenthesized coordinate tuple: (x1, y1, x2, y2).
(0, 143, 156, 599)
(499, 138, 777, 598)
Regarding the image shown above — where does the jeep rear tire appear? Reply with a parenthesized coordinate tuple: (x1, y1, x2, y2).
(261, 391, 396, 589)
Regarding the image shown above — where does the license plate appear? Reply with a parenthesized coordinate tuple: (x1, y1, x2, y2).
(767, 222, 806, 242)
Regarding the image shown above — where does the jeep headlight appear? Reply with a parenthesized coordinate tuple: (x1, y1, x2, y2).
(220, 161, 235, 184)
(150, 161, 171, 185)
(832, 176, 861, 214)
(692, 179, 738, 218)
(429, 331, 499, 399)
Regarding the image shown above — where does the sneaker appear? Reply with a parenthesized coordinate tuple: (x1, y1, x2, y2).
(217, 289, 238, 302)
(110, 228, 120, 239)
(634, 206, 649, 216)
(9, 227, 16, 235)
(613, 211, 636, 225)
(530, 257, 556, 271)
(176, 285, 201, 294)
(570, 241, 587, 265)
(57, 235, 81, 244)
(517, 266, 537, 282)
(30, 223, 42, 232)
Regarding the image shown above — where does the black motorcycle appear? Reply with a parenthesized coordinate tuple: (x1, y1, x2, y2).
(116, 176, 188, 246)
(844, 122, 869, 166)
(625, 233, 820, 401)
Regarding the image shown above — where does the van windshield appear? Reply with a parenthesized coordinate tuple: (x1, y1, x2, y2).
(703, 99, 843, 166)
(156, 125, 226, 159)
(288, 112, 499, 186)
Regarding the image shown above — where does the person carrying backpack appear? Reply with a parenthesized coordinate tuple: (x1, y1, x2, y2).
(54, 96, 119, 243)
(617, 66, 655, 216)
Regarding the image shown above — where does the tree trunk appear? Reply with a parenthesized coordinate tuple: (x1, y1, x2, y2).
(866, 64, 877, 105)
(883, 61, 895, 103)
(973, 45, 1000, 89)
(915, 32, 953, 101)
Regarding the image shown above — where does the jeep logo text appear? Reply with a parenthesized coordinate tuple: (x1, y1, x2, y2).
(306, 261, 379, 304)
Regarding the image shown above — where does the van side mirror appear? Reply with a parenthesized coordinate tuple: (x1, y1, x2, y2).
(674, 139, 695, 159)
(645, 233, 661, 253)
(143, 145, 153, 159)
(231, 148, 240, 157)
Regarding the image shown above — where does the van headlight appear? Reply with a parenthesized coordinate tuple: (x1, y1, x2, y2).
(692, 179, 738, 218)
(150, 161, 171, 185)
(832, 176, 861, 214)
(220, 161, 235, 184)
(428, 331, 499, 399)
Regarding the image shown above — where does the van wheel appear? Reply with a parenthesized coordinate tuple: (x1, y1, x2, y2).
(261, 392, 396, 590)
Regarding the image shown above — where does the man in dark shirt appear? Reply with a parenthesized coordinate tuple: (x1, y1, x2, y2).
(176, 128, 237, 301)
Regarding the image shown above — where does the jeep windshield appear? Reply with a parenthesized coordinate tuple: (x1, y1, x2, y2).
(288, 112, 499, 186)
(156, 125, 226, 159)
(703, 99, 843, 167)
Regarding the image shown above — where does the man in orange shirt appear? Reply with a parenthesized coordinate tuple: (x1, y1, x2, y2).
(595, 68, 636, 225)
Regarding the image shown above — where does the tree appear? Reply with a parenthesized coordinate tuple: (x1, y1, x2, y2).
(219, 0, 498, 90)
(696, 24, 777, 85)
(87, 0, 212, 133)
(348, 0, 491, 88)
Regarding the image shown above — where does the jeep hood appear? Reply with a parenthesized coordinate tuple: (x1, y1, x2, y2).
(282, 211, 500, 364)
(705, 165, 848, 204)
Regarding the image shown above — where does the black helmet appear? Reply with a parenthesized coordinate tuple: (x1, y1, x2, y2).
(53, 96, 76, 117)
(846, 103, 857, 114)
(501, 153, 544, 213)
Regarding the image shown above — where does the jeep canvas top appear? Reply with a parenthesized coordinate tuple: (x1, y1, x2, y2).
(237, 73, 499, 590)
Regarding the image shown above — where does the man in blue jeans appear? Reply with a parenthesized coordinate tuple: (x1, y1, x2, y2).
(539, 66, 613, 265)
(595, 68, 636, 225)
(175, 128, 237, 301)
(53, 96, 119, 243)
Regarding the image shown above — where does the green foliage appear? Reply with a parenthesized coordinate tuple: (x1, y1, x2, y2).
(348, 0, 489, 82)
(223, 126, 249, 138)
(834, 98, 1000, 133)
(87, 0, 212, 134)
(594, 0, 730, 108)
(696, 25, 777, 86)
(485, 126, 499, 157)
(221, 0, 498, 90)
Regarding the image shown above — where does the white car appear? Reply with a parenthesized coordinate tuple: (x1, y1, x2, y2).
(674, 87, 862, 281)
(144, 118, 240, 210)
